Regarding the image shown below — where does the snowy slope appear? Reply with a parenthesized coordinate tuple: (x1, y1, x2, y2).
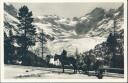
(4, 11, 18, 23)
(4, 11, 19, 36)
(85, 5, 124, 37)
(34, 18, 77, 39)
(86, 12, 124, 37)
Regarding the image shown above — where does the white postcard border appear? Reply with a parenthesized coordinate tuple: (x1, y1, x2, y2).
(0, 0, 127, 82)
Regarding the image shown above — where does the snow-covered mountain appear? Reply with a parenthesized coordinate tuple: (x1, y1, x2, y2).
(4, 3, 123, 57)
(34, 17, 77, 39)
(33, 4, 124, 38)
(76, 5, 124, 37)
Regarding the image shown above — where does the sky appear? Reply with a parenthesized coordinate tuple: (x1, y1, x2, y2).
(11, 2, 123, 18)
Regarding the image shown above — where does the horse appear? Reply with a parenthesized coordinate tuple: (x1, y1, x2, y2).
(54, 54, 78, 74)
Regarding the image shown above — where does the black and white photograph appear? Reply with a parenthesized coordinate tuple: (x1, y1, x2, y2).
(1, 0, 127, 82)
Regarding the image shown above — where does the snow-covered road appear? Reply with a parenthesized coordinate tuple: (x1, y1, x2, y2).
(4, 65, 123, 79)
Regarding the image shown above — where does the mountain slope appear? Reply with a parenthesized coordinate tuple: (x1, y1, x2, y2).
(82, 5, 124, 37)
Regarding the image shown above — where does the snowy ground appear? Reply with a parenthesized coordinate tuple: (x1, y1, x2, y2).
(4, 65, 124, 79)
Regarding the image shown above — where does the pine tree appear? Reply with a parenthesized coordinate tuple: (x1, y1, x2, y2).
(16, 6, 36, 65)
(4, 32, 9, 64)
(107, 32, 118, 67)
(38, 30, 47, 59)
(4, 30, 14, 64)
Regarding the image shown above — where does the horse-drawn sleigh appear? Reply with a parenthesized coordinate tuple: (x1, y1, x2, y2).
(53, 50, 124, 79)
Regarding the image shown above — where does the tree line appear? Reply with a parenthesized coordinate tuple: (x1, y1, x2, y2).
(75, 30, 124, 73)
(4, 6, 50, 66)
